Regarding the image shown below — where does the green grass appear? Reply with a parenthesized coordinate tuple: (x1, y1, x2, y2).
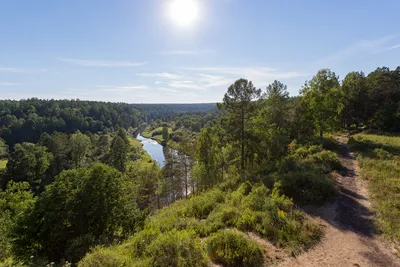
(349, 133, 400, 243)
(78, 183, 322, 266)
(0, 159, 7, 169)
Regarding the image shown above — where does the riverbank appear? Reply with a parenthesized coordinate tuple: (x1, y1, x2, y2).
(128, 136, 158, 168)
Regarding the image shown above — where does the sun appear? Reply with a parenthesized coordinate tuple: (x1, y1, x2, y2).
(168, 0, 200, 28)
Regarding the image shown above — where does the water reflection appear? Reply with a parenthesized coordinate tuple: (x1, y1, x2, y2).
(136, 134, 165, 167)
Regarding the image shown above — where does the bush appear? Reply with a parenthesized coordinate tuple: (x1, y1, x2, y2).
(278, 171, 335, 204)
(78, 246, 130, 267)
(373, 148, 393, 159)
(145, 230, 208, 267)
(306, 150, 341, 172)
(186, 189, 225, 219)
(206, 229, 264, 267)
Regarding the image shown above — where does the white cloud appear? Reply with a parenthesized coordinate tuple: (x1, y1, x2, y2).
(198, 74, 233, 87)
(161, 49, 214, 55)
(389, 44, 400, 50)
(168, 80, 203, 90)
(98, 85, 149, 92)
(57, 58, 147, 67)
(157, 87, 180, 93)
(0, 67, 47, 73)
(315, 35, 398, 66)
(137, 72, 183, 79)
(154, 81, 163, 85)
(0, 82, 19, 86)
(182, 67, 306, 87)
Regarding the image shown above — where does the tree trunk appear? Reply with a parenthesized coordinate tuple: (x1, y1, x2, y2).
(184, 156, 188, 198)
(320, 130, 323, 138)
(241, 108, 245, 179)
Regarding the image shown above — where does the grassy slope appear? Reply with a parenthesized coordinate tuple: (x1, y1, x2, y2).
(0, 159, 7, 169)
(350, 133, 400, 243)
(79, 183, 322, 266)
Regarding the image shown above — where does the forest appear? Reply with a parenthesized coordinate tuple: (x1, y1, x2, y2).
(0, 66, 400, 266)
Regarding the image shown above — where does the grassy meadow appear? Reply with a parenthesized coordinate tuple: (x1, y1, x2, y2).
(349, 133, 400, 243)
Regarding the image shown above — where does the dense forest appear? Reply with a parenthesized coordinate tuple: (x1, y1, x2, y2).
(0, 66, 399, 266)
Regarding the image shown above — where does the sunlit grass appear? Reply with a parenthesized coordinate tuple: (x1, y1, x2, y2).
(350, 133, 400, 243)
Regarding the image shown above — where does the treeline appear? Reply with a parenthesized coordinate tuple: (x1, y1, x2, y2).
(0, 128, 137, 194)
(0, 99, 142, 147)
(340, 66, 400, 131)
(133, 103, 216, 123)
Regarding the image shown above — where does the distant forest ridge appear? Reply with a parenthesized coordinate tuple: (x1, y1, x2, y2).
(0, 99, 217, 147)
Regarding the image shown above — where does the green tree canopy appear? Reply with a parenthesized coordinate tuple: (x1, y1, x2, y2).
(3, 143, 52, 193)
(301, 69, 343, 137)
(12, 164, 141, 263)
(217, 78, 261, 177)
(109, 135, 128, 172)
(70, 132, 91, 168)
(0, 138, 8, 159)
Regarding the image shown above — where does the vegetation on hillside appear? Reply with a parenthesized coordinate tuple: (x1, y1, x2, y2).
(349, 133, 400, 243)
(0, 65, 400, 265)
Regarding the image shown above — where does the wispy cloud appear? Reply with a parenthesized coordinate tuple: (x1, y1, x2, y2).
(57, 58, 147, 67)
(161, 49, 214, 55)
(137, 72, 183, 79)
(389, 44, 400, 50)
(168, 80, 203, 90)
(0, 67, 47, 73)
(0, 82, 19, 86)
(315, 35, 398, 66)
(157, 87, 180, 93)
(182, 67, 306, 87)
(98, 85, 149, 92)
(198, 74, 232, 87)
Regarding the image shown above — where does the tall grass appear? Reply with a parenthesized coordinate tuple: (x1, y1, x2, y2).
(349, 133, 400, 243)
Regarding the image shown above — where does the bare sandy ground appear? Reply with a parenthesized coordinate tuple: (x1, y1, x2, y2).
(276, 135, 399, 267)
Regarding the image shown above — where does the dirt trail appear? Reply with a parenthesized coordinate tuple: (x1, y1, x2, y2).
(277, 135, 399, 267)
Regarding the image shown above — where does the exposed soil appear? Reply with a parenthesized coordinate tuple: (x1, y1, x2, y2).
(276, 135, 400, 267)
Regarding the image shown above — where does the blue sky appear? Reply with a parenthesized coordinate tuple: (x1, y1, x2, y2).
(1, 0, 400, 103)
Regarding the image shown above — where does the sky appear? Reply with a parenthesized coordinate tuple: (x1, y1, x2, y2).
(1, 0, 400, 103)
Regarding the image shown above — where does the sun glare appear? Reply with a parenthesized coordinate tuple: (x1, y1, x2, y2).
(168, 0, 200, 28)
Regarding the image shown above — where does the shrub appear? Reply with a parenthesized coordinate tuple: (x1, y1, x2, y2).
(306, 150, 341, 172)
(206, 229, 264, 267)
(186, 189, 225, 219)
(278, 171, 335, 204)
(78, 246, 130, 267)
(373, 148, 393, 159)
(145, 230, 208, 267)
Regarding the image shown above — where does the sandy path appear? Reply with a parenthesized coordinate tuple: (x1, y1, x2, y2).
(277, 135, 399, 267)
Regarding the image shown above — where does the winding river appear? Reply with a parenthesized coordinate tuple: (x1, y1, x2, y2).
(136, 134, 166, 167)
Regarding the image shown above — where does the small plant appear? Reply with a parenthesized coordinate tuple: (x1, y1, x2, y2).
(373, 148, 393, 159)
(206, 229, 264, 267)
(145, 230, 208, 267)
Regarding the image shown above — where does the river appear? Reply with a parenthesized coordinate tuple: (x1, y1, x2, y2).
(136, 134, 166, 167)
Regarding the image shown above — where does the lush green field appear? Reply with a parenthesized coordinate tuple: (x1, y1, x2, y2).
(349, 133, 400, 243)
(0, 159, 7, 169)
